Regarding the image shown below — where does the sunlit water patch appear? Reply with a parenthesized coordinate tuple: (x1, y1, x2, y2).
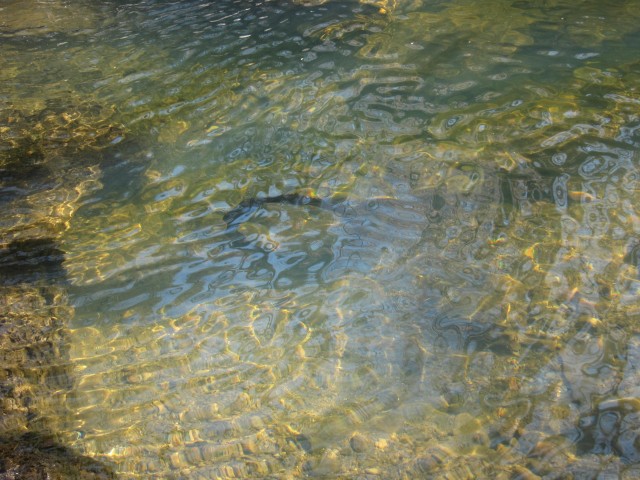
(3, 0, 639, 477)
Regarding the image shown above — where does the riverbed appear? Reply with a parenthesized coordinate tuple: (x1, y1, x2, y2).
(2, 0, 640, 478)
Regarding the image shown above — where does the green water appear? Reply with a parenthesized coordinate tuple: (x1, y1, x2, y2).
(2, 0, 640, 477)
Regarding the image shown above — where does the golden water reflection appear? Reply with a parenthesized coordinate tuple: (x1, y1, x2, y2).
(59, 150, 640, 477)
(2, 0, 638, 478)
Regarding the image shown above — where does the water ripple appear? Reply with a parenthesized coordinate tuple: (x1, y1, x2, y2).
(4, 0, 629, 477)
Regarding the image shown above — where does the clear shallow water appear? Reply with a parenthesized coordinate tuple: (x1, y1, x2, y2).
(3, 0, 640, 477)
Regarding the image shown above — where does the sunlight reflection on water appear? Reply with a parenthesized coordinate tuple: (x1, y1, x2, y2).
(2, 0, 639, 477)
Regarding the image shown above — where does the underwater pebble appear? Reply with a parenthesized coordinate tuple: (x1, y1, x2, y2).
(184, 446, 204, 464)
(169, 451, 186, 469)
(414, 445, 456, 472)
(241, 439, 258, 454)
(231, 391, 251, 412)
(314, 448, 341, 476)
(374, 438, 388, 450)
(350, 432, 372, 453)
(291, 433, 312, 453)
(249, 415, 265, 429)
(510, 465, 541, 480)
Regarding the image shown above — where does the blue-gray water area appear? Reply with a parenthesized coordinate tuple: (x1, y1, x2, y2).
(1, 0, 640, 477)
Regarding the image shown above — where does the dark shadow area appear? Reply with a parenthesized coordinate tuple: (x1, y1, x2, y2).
(0, 78, 132, 479)
(0, 238, 66, 286)
(0, 433, 115, 479)
(0, 242, 117, 479)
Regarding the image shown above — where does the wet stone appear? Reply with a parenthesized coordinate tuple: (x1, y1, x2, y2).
(618, 335, 640, 398)
(290, 433, 312, 453)
(509, 465, 541, 480)
(249, 414, 265, 429)
(184, 445, 204, 464)
(310, 448, 342, 477)
(350, 432, 373, 453)
(241, 438, 258, 454)
(169, 451, 186, 470)
(374, 438, 388, 450)
(0, 433, 116, 479)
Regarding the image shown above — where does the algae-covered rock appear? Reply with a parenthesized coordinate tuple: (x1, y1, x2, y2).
(0, 282, 69, 425)
(0, 99, 125, 161)
(0, 433, 115, 479)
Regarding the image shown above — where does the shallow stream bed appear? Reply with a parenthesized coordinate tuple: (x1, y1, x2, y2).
(2, 0, 640, 478)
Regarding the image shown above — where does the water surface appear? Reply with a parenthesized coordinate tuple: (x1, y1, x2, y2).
(3, 0, 640, 477)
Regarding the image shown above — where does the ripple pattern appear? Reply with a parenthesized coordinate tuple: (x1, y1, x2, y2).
(21, 0, 639, 477)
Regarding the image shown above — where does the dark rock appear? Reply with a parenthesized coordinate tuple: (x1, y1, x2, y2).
(0, 433, 115, 479)
(349, 432, 372, 453)
(291, 433, 312, 453)
(0, 238, 65, 286)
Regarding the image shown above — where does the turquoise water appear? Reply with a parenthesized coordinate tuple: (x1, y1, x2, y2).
(2, 0, 640, 477)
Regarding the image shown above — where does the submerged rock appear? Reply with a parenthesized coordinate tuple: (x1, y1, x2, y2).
(0, 238, 65, 285)
(0, 432, 115, 479)
(350, 432, 373, 453)
(0, 68, 129, 480)
(0, 232, 116, 480)
(222, 190, 332, 229)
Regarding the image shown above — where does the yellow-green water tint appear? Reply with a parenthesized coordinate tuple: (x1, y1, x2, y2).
(2, 0, 640, 477)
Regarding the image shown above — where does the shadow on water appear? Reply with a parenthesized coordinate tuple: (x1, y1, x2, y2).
(0, 239, 66, 286)
(0, 31, 142, 475)
(0, 433, 115, 479)
(0, 237, 116, 478)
